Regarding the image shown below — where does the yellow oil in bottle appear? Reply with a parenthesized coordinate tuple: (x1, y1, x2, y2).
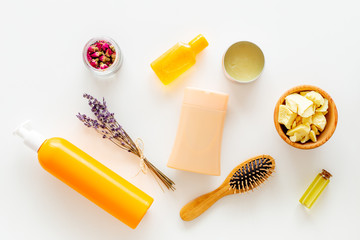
(151, 34, 208, 85)
(299, 169, 332, 209)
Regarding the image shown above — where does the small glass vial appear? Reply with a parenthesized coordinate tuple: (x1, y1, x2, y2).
(83, 36, 123, 78)
(299, 169, 332, 209)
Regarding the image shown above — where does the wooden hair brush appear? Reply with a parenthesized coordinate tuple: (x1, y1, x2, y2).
(180, 155, 275, 221)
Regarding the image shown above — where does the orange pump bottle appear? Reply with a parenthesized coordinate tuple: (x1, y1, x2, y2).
(150, 34, 208, 85)
(14, 121, 153, 229)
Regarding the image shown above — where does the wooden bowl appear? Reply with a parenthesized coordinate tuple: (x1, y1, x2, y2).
(274, 85, 338, 149)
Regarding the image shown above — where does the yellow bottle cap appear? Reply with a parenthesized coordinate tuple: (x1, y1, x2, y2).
(188, 34, 208, 54)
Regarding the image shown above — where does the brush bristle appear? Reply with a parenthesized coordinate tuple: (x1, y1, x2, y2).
(229, 156, 274, 193)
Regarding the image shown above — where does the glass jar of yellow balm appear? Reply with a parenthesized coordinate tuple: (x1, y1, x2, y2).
(222, 41, 265, 83)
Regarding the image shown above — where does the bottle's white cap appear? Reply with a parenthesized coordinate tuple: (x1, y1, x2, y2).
(13, 120, 46, 152)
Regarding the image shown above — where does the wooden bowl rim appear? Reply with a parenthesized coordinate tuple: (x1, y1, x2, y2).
(274, 85, 338, 149)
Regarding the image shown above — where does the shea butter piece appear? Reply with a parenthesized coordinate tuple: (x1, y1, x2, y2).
(287, 124, 310, 140)
(316, 98, 328, 113)
(300, 91, 309, 96)
(278, 105, 297, 129)
(285, 94, 299, 113)
(302, 116, 312, 126)
(305, 91, 324, 107)
(309, 130, 317, 142)
(290, 133, 302, 142)
(301, 106, 315, 118)
(285, 94, 314, 118)
(301, 133, 310, 143)
(312, 113, 327, 132)
(311, 125, 320, 135)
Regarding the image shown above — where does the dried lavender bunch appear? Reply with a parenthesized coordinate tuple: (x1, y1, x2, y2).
(77, 94, 175, 191)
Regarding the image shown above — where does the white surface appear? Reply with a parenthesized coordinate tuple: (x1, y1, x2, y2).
(1, 0, 359, 239)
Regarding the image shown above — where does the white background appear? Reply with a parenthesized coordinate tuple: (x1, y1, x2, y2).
(1, 0, 359, 239)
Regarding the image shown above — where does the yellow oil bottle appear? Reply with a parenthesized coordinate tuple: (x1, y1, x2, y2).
(151, 34, 208, 85)
(299, 169, 332, 209)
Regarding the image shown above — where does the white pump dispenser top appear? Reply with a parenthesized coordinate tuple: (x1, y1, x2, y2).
(13, 120, 46, 152)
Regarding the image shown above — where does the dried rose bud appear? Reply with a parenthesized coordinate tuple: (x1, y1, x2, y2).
(99, 62, 108, 69)
(102, 43, 109, 51)
(86, 39, 117, 70)
(99, 55, 110, 62)
(88, 45, 98, 53)
(96, 41, 102, 48)
(90, 59, 98, 68)
(91, 51, 103, 58)
(105, 48, 113, 57)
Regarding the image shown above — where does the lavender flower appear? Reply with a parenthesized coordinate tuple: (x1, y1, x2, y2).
(77, 94, 175, 191)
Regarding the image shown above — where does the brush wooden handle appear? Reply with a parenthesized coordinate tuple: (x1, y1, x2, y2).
(180, 186, 230, 221)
